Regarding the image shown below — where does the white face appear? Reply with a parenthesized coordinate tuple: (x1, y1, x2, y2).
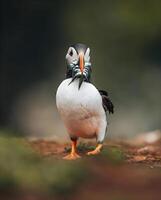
(66, 47, 78, 65)
(66, 47, 91, 65)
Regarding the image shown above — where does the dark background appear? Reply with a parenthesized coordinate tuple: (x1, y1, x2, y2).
(1, 0, 161, 138)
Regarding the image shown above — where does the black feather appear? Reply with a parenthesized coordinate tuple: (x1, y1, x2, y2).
(66, 69, 72, 78)
(99, 90, 114, 114)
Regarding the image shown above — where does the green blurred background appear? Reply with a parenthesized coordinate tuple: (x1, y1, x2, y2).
(1, 0, 161, 139)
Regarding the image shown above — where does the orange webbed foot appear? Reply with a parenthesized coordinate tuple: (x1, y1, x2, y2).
(87, 149, 100, 155)
(63, 140, 81, 160)
(63, 152, 81, 160)
(87, 143, 103, 156)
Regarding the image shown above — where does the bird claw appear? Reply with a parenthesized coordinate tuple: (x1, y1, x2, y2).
(87, 149, 101, 155)
(87, 144, 103, 155)
(63, 153, 81, 160)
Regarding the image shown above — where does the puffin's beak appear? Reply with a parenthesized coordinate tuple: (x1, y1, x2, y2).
(78, 52, 84, 89)
(68, 52, 85, 89)
(79, 52, 84, 73)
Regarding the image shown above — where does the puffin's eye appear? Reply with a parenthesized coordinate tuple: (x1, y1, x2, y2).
(69, 49, 73, 56)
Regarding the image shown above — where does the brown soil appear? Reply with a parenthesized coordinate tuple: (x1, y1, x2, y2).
(27, 139, 161, 200)
(29, 139, 161, 166)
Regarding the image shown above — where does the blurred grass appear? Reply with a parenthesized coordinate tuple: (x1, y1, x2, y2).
(2, 133, 160, 199)
(65, 142, 95, 153)
(0, 131, 125, 198)
(0, 135, 86, 196)
(101, 146, 125, 164)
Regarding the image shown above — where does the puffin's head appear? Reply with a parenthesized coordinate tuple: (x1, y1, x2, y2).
(65, 43, 92, 89)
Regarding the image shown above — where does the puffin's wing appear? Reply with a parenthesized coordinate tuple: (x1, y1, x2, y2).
(99, 90, 114, 114)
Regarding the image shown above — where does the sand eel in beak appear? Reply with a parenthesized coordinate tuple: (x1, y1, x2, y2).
(56, 43, 114, 160)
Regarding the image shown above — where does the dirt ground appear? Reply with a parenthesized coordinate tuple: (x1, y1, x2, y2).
(27, 136, 161, 200)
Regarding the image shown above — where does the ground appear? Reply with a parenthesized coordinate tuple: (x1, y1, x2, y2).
(1, 134, 161, 200)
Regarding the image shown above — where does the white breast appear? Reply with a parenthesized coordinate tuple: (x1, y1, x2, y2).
(56, 78, 106, 139)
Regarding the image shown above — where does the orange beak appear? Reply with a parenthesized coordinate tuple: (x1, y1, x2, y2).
(79, 52, 84, 73)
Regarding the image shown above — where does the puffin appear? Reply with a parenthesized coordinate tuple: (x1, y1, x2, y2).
(56, 43, 114, 160)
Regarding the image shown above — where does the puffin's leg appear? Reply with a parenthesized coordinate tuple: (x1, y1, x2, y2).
(87, 142, 103, 155)
(87, 122, 107, 155)
(63, 137, 81, 160)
